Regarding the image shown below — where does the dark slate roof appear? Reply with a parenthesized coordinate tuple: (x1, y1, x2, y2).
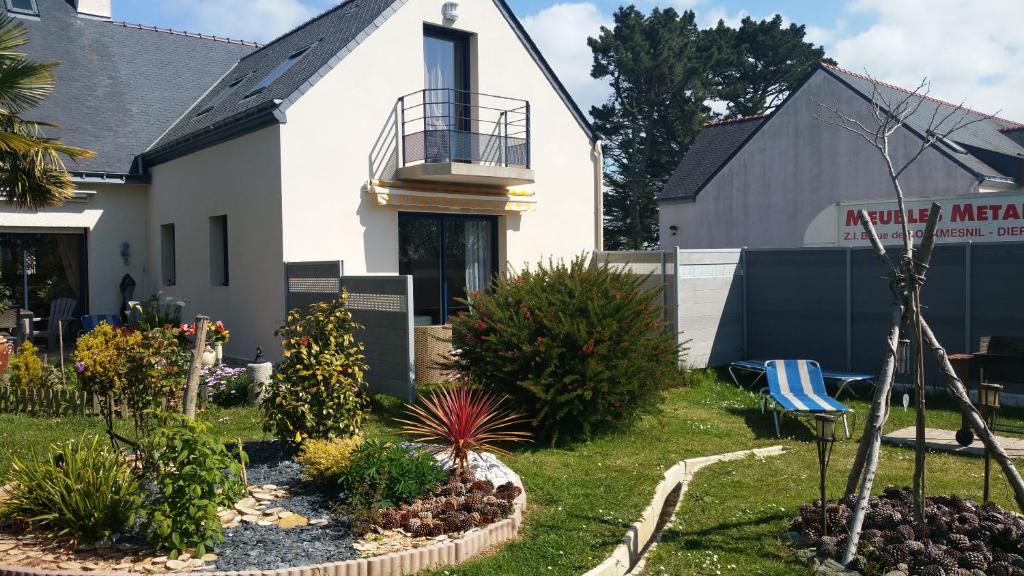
(822, 64, 1024, 182)
(148, 0, 401, 156)
(146, 0, 596, 165)
(8, 0, 257, 177)
(658, 116, 766, 200)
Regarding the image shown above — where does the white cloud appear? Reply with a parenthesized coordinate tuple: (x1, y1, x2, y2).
(521, 3, 612, 117)
(819, 0, 1024, 119)
(163, 0, 323, 43)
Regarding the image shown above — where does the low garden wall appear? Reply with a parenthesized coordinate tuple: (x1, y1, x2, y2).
(585, 445, 788, 576)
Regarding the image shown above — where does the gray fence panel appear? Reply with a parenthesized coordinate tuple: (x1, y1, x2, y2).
(970, 243, 1024, 346)
(341, 275, 415, 402)
(745, 250, 848, 369)
(677, 249, 744, 368)
(593, 249, 678, 336)
(285, 261, 343, 312)
(850, 248, 895, 375)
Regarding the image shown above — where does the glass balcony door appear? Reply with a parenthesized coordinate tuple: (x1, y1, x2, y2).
(399, 213, 496, 325)
(423, 27, 469, 163)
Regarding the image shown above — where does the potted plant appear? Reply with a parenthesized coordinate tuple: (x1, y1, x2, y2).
(207, 321, 230, 364)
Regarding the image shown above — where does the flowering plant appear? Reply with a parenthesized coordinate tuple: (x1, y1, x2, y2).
(201, 364, 250, 407)
(206, 320, 230, 344)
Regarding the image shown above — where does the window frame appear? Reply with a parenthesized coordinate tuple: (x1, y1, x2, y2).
(196, 74, 249, 117)
(4, 0, 39, 16)
(209, 215, 229, 287)
(244, 45, 312, 99)
(160, 223, 176, 287)
(398, 211, 498, 324)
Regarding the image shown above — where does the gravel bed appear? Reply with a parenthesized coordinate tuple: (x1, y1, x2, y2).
(214, 441, 358, 572)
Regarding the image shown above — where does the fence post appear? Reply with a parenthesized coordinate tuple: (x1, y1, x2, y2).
(964, 242, 972, 352)
(741, 247, 749, 358)
(846, 247, 853, 371)
(183, 316, 210, 418)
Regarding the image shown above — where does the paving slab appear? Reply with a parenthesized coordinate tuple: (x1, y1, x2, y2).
(883, 426, 1024, 458)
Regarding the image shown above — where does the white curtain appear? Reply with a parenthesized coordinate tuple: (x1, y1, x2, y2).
(423, 39, 450, 132)
(464, 221, 490, 294)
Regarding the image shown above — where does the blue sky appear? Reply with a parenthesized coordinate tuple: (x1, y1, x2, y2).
(110, 0, 1024, 119)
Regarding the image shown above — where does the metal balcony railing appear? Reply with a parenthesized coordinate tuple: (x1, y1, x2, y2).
(396, 89, 530, 170)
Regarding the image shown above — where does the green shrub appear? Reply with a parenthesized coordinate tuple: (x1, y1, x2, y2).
(139, 414, 246, 557)
(7, 340, 44, 389)
(447, 255, 680, 443)
(337, 440, 446, 509)
(0, 435, 139, 544)
(263, 294, 369, 442)
(295, 436, 362, 484)
(75, 324, 189, 440)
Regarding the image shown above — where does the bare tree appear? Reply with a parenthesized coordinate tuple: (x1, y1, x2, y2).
(811, 72, 1024, 566)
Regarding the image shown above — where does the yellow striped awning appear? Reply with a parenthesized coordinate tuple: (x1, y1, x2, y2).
(366, 179, 537, 212)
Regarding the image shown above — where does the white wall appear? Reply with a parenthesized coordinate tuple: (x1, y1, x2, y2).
(279, 0, 597, 275)
(0, 183, 149, 315)
(147, 126, 284, 360)
(659, 70, 981, 249)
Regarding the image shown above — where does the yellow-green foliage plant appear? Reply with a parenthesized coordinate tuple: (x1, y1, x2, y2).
(7, 340, 44, 389)
(263, 293, 369, 442)
(0, 435, 139, 545)
(295, 436, 363, 484)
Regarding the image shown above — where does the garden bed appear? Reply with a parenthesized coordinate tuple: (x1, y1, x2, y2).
(0, 442, 526, 575)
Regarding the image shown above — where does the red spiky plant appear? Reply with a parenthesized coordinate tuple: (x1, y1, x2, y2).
(397, 386, 532, 474)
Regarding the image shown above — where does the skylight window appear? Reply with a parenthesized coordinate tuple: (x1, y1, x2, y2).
(196, 75, 249, 117)
(244, 46, 311, 98)
(5, 0, 38, 16)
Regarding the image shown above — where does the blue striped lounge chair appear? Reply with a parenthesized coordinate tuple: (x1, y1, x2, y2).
(760, 359, 855, 439)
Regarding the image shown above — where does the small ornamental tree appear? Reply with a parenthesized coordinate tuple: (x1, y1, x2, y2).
(263, 293, 369, 442)
(447, 255, 680, 443)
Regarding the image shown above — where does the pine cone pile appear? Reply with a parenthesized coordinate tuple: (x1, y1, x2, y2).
(373, 471, 523, 537)
(790, 486, 1024, 575)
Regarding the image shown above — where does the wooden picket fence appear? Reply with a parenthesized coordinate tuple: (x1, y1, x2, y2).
(0, 386, 198, 417)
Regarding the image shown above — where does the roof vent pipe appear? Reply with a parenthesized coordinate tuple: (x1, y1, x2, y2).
(74, 0, 111, 19)
(442, 1, 459, 23)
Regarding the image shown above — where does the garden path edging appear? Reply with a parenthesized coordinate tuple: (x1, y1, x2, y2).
(0, 489, 524, 576)
(583, 445, 788, 576)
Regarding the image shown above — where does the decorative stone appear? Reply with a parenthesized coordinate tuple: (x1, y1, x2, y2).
(241, 514, 260, 523)
(261, 484, 278, 491)
(278, 514, 309, 528)
(151, 556, 168, 564)
(57, 561, 80, 570)
(309, 518, 329, 526)
(199, 553, 218, 562)
(164, 559, 188, 571)
(257, 520, 275, 526)
(278, 510, 294, 518)
(252, 492, 275, 501)
(0, 543, 15, 553)
(176, 553, 190, 561)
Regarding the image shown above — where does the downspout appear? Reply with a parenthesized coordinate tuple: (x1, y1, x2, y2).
(593, 139, 604, 251)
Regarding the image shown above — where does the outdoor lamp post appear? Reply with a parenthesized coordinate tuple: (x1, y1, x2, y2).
(979, 382, 1003, 502)
(815, 413, 838, 536)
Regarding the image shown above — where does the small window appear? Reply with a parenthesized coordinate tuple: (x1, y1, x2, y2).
(160, 223, 176, 286)
(196, 75, 248, 117)
(244, 46, 311, 98)
(209, 215, 229, 286)
(5, 0, 38, 15)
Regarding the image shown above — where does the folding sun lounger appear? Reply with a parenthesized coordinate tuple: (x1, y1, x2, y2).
(759, 359, 856, 439)
(729, 359, 874, 399)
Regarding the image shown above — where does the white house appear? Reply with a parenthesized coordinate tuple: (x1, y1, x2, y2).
(0, 0, 602, 363)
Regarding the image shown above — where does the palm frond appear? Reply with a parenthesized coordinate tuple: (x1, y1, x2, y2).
(0, 14, 30, 57)
(0, 58, 56, 113)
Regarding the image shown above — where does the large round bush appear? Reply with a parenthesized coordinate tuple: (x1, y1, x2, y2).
(263, 294, 369, 442)
(448, 255, 680, 443)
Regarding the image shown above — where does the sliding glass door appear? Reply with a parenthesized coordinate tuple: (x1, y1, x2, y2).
(399, 213, 496, 325)
(0, 232, 86, 317)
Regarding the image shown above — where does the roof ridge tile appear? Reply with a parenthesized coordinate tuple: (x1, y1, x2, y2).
(107, 20, 261, 47)
(822, 63, 1024, 128)
(703, 113, 771, 128)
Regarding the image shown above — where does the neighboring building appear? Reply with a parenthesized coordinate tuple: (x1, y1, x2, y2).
(1, 0, 601, 360)
(658, 63, 1024, 250)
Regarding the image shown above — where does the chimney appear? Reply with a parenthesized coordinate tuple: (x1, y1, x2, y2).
(74, 0, 111, 19)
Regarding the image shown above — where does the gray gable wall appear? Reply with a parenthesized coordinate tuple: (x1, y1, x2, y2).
(658, 69, 983, 249)
(7, 0, 256, 177)
(659, 116, 765, 200)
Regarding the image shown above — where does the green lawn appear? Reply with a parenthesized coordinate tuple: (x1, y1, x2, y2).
(2, 376, 1021, 576)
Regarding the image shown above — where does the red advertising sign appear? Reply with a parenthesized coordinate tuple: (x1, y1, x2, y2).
(836, 193, 1024, 246)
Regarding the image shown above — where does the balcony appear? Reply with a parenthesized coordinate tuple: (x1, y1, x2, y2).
(394, 89, 534, 186)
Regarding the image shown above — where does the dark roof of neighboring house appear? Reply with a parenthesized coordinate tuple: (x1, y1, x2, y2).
(660, 63, 1024, 201)
(822, 64, 1024, 182)
(7, 0, 257, 178)
(145, 0, 596, 165)
(658, 115, 766, 200)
